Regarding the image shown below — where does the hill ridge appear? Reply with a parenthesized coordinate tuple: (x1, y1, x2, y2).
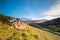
(0, 14, 60, 40)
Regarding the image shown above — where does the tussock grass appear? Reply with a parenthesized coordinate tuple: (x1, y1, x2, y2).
(0, 22, 60, 40)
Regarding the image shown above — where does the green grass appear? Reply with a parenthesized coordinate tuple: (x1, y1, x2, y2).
(0, 22, 60, 40)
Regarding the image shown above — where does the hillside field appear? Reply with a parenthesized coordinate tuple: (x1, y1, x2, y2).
(0, 21, 60, 40)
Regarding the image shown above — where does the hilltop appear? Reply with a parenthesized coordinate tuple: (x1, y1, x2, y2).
(0, 14, 60, 40)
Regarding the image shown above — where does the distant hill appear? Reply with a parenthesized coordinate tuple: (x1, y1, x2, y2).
(25, 19, 47, 24)
(0, 14, 60, 40)
(40, 18, 60, 28)
(30, 18, 60, 35)
(22, 18, 30, 21)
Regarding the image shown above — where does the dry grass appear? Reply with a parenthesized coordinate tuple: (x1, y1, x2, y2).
(0, 22, 60, 40)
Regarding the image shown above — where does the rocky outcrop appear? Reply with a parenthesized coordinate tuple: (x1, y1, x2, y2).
(8, 18, 26, 30)
(0, 14, 26, 30)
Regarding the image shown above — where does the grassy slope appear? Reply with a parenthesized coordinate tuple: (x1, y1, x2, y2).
(0, 22, 60, 40)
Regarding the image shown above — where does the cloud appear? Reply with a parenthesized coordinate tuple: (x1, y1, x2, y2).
(26, 8, 44, 20)
(30, 17, 39, 20)
(25, 0, 60, 20)
(42, 0, 60, 20)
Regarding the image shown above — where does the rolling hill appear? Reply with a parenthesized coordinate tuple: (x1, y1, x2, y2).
(25, 20, 47, 24)
(0, 14, 60, 40)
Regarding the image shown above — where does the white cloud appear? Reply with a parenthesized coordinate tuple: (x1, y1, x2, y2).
(30, 17, 40, 20)
(42, 0, 60, 20)
(25, 0, 60, 20)
(30, 17, 46, 20)
(31, 17, 38, 20)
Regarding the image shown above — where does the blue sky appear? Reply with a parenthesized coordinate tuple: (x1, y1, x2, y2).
(0, 0, 60, 20)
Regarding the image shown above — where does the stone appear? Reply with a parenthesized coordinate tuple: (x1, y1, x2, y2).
(8, 18, 26, 30)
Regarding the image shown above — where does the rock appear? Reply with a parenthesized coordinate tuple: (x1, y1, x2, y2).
(8, 18, 26, 30)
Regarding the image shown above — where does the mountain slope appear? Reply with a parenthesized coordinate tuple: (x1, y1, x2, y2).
(0, 14, 60, 40)
(0, 21, 60, 40)
(29, 18, 60, 34)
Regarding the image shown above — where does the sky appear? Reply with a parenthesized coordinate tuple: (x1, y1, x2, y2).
(0, 0, 60, 20)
